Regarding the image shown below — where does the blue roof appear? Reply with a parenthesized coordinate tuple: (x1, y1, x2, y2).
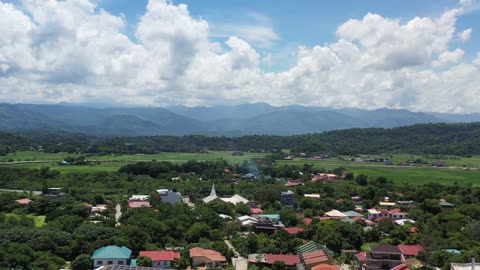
(92, 246, 132, 259)
(343, 211, 363, 217)
(130, 259, 137, 266)
(446, 249, 461, 254)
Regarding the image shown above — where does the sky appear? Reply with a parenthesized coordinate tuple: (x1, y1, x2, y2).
(0, 0, 479, 112)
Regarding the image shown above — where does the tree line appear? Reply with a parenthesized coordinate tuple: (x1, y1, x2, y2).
(2, 122, 480, 156)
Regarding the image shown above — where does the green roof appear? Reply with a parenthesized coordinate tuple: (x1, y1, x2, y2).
(92, 246, 132, 259)
(297, 241, 333, 258)
(439, 202, 455, 207)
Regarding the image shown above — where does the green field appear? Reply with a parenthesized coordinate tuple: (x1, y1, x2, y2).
(0, 151, 268, 174)
(278, 155, 480, 186)
(4, 213, 46, 227)
(2, 151, 480, 185)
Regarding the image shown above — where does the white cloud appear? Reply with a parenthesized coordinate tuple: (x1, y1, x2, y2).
(210, 12, 279, 48)
(0, 0, 479, 112)
(432, 48, 464, 67)
(458, 28, 472, 42)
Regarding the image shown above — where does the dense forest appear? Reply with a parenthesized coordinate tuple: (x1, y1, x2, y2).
(1, 122, 480, 156)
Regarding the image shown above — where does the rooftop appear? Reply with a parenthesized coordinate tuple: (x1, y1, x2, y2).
(139, 250, 180, 261)
(92, 246, 132, 259)
(189, 247, 226, 262)
(264, 254, 300, 266)
(397, 244, 424, 256)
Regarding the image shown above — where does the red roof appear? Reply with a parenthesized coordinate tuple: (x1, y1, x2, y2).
(389, 208, 402, 214)
(251, 208, 263, 214)
(140, 251, 180, 261)
(284, 227, 304, 235)
(296, 213, 305, 218)
(285, 180, 302, 187)
(264, 254, 300, 266)
(189, 247, 226, 262)
(15, 198, 32, 205)
(352, 216, 364, 221)
(302, 250, 331, 265)
(391, 264, 412, 270)
(302, 218, 312, 225)
(408, 227, 419, 233)
(128, 201, 151, 208)
(356, 252, 367, 261)
(311, 264, 340, 270)
(397, 244, 424, 256)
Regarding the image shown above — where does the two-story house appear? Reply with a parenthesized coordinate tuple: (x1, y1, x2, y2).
(91, 246, 132, 269)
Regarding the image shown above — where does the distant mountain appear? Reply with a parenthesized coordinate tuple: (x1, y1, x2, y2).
(0, 103, 479, 136)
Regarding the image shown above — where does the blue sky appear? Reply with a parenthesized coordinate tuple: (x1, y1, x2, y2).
(0, 0, 479, 112)
(95, 0, 479, 71)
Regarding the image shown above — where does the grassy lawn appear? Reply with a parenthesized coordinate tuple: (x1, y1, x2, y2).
(4, 213, 46, 227)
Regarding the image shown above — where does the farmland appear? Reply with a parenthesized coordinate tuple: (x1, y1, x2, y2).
(1, 151, 480, 185)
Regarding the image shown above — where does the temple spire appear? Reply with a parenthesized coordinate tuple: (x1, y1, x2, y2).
(210, 183, 216, 197)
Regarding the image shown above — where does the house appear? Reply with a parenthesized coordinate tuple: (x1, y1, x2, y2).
(389, 209, 409, 220)
(397, 244, 423, 259)
(311, 264, 340, 270)
(305, 194, 321, 200)
(241, 173, 256, 180)
(264, 254, 300, 269)
(139, 250, 180, 269)
(92, 245, 132, 268)
(284, 227, 304, 236)
(96, 266, 156, 270)
(365, 244, 404, 270)
(253, 221, 279, 235)
(189, 247, 226, 269)
(128, 201, 151, 208)
(15, 198, 32, 205)
(257, 214, 280, 223)
(450, 260, 480, 270)
(396, 201, 417, 208)
(44, 187, 66, 200)
(129, 195, 149, 201)
(301, 250, 334, 270)
(285, 180, 302, 187)
(157, 189, 182, 204)
(221, 194, 249, 205)
(281, 190, 295, 208)
(367, 208, 408, 221)
(251, 208, 263, 214)
(439, 201, 455, 210)
(237, 215, 259, 227)
(91, 204, 108, 213)
(343, 211, 363, 218)
(325, 210, 348, 217)
(298, 241, 334, 270)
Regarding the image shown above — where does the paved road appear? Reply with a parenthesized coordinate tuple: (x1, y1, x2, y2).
(224, 240, 247, 270)
(115, 204, 122, 226)
(0, 189, 42, 195)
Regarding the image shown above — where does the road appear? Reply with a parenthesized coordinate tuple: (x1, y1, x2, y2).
(0, 188, 42, 195)
(224, 240, 247, 270)
(115, 204, 122, 226)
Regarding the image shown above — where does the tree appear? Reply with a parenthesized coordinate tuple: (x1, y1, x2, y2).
(72, 254, 91, 270)
(272, 260, 287, 270)
(137, 256, 153, 267)
(355, 174, 368, 186)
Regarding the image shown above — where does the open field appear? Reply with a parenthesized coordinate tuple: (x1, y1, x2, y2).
(2, 151, 480, 185)
(0, 151, 268, 174)
(278, 156, 480, 186)
(4, 213, 46, 227)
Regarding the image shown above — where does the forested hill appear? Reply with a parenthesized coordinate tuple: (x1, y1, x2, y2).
(1, 122, 480, 156)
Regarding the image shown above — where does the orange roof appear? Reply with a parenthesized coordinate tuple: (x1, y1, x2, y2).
(264, 254, 300, 265)
(128, 201, 151, 208)
(189, 247, 226, 262)
(15, 198, 32, 205)
(140, 250, 180, 261)
(311, 264, 340, 270)
(284, 227, 304, 235)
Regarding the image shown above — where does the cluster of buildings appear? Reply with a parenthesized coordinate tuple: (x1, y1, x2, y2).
(91, 245, 226, 270)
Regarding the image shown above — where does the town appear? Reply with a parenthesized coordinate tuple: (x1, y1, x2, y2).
(1, 155, 479, 270)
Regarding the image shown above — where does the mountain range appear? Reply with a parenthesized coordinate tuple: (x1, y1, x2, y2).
(1, 103, 480, 136)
